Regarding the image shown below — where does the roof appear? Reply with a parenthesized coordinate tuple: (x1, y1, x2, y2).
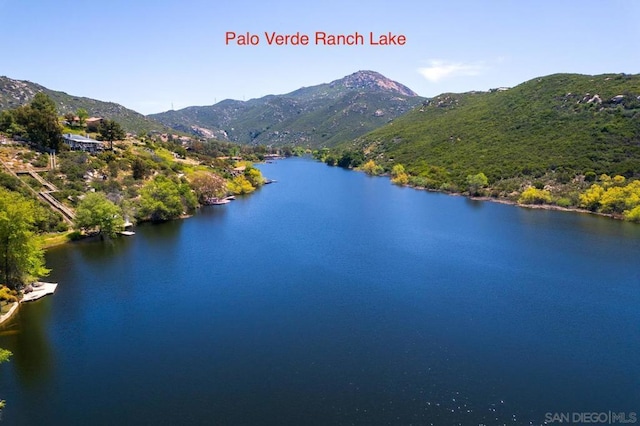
(63, 134, 101, 144)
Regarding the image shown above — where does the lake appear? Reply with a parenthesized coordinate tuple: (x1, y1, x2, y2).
(1, 157, 639, 425)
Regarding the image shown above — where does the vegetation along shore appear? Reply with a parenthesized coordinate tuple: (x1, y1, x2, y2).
(0, 92, 289, 326)
(313, 73, 640, 223)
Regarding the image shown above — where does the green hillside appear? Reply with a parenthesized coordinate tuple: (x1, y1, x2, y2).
(0, 76, 169, 134)
(344, 73, 640, 186)
(150, 71, 423, 147)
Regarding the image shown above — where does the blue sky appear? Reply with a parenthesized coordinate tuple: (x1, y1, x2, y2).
(1, 0, 638, 114)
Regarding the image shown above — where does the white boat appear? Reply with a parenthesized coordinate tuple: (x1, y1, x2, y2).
(210, 198, 230, 205)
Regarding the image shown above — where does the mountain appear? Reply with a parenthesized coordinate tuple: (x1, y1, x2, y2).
(0, 76, 169, 134)
(341, 73, 640, 186)
(149, 71, 424, 147)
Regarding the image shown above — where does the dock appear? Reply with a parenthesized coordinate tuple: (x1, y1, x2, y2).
(22, 282, 58, 302)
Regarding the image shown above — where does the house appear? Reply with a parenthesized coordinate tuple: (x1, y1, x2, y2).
(63, 134, 103, 153)
(85, 117, 103, 132)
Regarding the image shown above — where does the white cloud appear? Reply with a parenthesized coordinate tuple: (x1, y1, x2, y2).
(418, 60, 485, 82)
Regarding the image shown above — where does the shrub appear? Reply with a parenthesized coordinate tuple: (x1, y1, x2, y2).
(518, 187, 552, 204)
(624, 205, 640, 222)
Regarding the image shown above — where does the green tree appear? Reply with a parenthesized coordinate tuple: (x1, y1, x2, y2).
(0, 188, 49, 289)
(74, 192, 125, 238)
(15, 93, 62, 150)
(138, 176, 196, 221)
(0, 110, 14, 132)
(64, 112, 77, 126)
(337, 151, 364, 169)
(76, 108, 89, 126)
(131, 157, 150, 180)
(98, 119, 126, 150)
(466, 172, 489, 195)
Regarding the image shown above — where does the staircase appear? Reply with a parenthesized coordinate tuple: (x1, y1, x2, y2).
(0, 155, 75, 224)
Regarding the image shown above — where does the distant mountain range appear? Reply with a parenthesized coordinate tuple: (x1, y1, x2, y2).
(149, 71, 424, 147)
(0, 76, 169, 134)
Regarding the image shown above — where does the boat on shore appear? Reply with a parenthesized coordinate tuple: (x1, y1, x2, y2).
(208, 198, 230, 205)
(22, 282, 58, 302)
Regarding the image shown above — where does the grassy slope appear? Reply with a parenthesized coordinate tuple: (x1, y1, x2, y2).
(347, 73, 640, 184)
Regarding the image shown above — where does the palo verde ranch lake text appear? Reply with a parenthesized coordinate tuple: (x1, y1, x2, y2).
(225, 31, 407, 46)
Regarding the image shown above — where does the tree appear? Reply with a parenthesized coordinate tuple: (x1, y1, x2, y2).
(74, 192, 125, 238)
(13, 93, 62, 150)
(244, 166, 265, 187)
(64, 112, 77, 126)
(76, 108, 89, 126)
(579, 184, 604, 211)
(227, 175, 255, 194)
(466, 172, 489, 196)
(189, 171, 227, 204)
(0, 188, 49, 289)
(390, 164, 409, 185)
(131, 157, 150, 180)
(138, 176, 196, 221)
(624, 205, 640, 222)
(337, 150, 364, 169)
(362, 160, 383, 176)
(518, 187, 552, 204)
(98, 119, 125, 150)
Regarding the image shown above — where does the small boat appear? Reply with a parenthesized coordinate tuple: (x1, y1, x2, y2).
(22, 282, 58, 302)
(224, 195, 236, 201)
(118, 230, 135, 236)
(210, 198, 230, 205)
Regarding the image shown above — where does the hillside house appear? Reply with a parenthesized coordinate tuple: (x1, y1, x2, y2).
(63, 134, 102, 153)
(85, 117, 103, 132)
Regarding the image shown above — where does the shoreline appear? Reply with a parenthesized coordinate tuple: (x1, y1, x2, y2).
(465, 194, 619, 219)
(0, 302, 19, 326)
(361, 169, 623, 221)
(410, 185, 620, 220)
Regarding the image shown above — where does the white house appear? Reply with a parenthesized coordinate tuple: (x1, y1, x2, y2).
(62, 134, 102, 153)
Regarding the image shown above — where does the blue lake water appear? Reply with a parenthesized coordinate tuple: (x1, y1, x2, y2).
(1, 157, 639, 425)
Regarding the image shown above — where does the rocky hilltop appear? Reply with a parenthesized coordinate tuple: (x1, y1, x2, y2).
(332, 70, 417, 96)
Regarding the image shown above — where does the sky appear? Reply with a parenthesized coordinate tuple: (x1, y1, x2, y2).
(1, 0, 639, 115)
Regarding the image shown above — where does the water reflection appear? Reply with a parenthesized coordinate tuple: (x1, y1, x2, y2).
(464, 197, 485, 210)
(2, 302, 53, 387)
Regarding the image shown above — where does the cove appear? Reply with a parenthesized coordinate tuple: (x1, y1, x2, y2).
(1, 157, 639, 425)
